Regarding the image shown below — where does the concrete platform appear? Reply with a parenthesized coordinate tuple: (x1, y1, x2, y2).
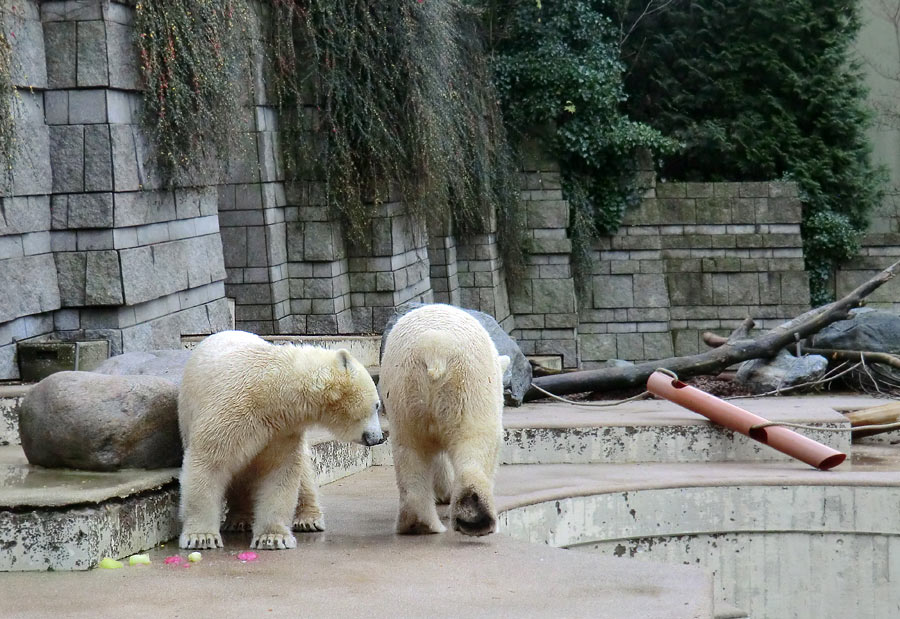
(0, 465, 715, 619)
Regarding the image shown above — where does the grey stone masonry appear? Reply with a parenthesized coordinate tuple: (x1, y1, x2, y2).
(347, 202, 434, 333)
(580, 180, 809, 366)
(456, 206, 514, 333)
(428, 219, 461, 307)
(509, 168, 578, 367)
(0, 1, 232, 379)
(834, 232, 900, 312)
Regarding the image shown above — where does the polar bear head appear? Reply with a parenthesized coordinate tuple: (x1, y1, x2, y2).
(319, 348, 385, 447)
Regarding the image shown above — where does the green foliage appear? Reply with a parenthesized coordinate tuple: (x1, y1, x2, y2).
(486, 0, 675, 297)
(0, 3, 19, 192)
(135, 0, 252, 186)
(619, 0, 884, 304)
(270, 0, 526, 276)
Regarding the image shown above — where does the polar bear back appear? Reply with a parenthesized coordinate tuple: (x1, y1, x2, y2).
(178, 330, 368, 446)
(380, 305, 504, 446)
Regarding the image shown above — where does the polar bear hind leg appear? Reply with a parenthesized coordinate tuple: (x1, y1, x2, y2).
(448, 440, 499, 537)
(431, 452, 454, 505)
(395, 444, 447, 534)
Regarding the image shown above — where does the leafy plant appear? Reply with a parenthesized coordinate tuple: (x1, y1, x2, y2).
(619, 0, 884, 304)
(135, 0, 252, 186)
(486, 0, 676, 297)
(269, 0, 526, 278)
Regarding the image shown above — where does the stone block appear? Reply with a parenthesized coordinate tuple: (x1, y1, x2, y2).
(107, 21, 140, 90)
(740, 182, 768, 198)
(0, 196, 51, 235)
(44, 90, 68, 125)
(527, 200, 569, 229)
(67, 192, 113, 229)
(246, 226, 268, 267)
(616, 333, 644, 361)
(579, 334, 616, 361)
(82, 125, 113, 191)
(667, 272, 711, 305)
(113, 190, 176, 227)
(85, 250, 124, 305)
(0, 254, 60, 322)
(633, 273, 669, 308)
(22, 231, 51, 255)
(530, 238, 572, 254)
(695, 198, 732, 224)
(304, 222, 338, 261)
(592, 275, 633, 309)
(44, 21, 77, 88)
(7, 12, 47, 88)
(77, 20, 108, 86)
(727, 272, 760, 305)
(110, 124, 141, 191)
(642, 332, 674, 360)
(0, 234, 26, 260)
(68, 89, 107, 124)
(658, 198, 696, 224)
(11, 93, 52, 196)
(50, 125, 84, 193)
(684, 183, 714, 198)
(655, 183, 686, 198)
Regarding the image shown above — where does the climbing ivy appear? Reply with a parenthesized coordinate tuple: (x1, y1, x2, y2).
(619, 0, 884, 305)
(135, 0, 252, 186)
(486, 0, 676, 297)
(268, 0, 527, 278)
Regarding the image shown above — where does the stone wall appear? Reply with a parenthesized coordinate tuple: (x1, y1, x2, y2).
(2, 1, 898, 381)
(579, 180, 810, 367)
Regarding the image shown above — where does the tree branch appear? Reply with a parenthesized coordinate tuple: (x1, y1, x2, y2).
(525, 259, 900, 401)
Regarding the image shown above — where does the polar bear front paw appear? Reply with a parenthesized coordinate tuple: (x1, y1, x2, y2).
(251, 531, 297, 550)
(293, 509, 325, 532)
(180, 532, 224, 549)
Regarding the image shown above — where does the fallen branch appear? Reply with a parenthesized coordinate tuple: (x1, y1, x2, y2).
(526, 259, 900, 401)
(842, 401, 900, 439)
(801, 348, 900, 370)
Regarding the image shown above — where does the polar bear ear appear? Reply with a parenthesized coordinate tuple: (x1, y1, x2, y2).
(335, 348, 354, 373)
(498, 355, 511, 373)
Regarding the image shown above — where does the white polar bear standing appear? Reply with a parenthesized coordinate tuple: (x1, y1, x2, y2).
(178, 330, 384, 550)
(380, 304, 510, 536)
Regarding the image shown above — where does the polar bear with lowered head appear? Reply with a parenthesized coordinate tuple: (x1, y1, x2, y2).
(380, 304, 510, 536)
(178, 330, 384, 550)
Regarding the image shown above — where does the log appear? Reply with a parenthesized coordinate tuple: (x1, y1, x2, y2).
(526, 259, 900, 401)
(843, 402, 900, 439)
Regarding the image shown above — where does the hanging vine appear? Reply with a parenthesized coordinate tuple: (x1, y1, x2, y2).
(268, 0, 527, 277)
(134, 0, 253, 186)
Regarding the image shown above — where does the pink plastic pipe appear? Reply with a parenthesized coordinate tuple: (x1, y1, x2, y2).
(646, 371, 846, 470)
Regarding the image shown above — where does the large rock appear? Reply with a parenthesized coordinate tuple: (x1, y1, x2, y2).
(18, 371, 181, 471)
(736, 349, 828, 395)
(92, 349, 193, 386)
(811, 308, 900, 353)
(381, 303, 532, 407)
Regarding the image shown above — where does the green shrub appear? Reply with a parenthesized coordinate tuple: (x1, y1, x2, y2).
(135, 0, 252, 186)
(486, 0, 675, 296)
(619, 0, 884, 305)
(269, 0, 526, 277)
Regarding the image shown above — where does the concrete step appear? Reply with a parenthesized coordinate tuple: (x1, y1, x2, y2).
(499, 395, 872, 465)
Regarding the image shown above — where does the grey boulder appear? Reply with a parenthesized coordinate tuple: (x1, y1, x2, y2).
(92, 349, 193, 386)
(18, 371, 182, 471)
(736, 349, 828, 395)
(811, 308, 900, 353)
(381, 303, 533, 406)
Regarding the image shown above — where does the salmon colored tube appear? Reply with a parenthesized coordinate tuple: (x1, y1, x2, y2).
(646, 371, 846, 471)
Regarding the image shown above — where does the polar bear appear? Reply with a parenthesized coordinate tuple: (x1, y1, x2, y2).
(380, 304, 510, 536)
(177, 330, 384, 550)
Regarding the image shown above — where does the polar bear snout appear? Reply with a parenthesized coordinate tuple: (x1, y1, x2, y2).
(354, 403, 386, 446)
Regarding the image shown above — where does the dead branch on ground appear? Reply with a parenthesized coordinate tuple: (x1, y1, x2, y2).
(525, 259, 900, 401)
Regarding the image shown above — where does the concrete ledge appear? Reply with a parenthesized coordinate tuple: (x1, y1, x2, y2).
(1, 485, 178, 571)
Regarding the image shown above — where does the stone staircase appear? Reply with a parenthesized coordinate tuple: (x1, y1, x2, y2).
(4, 382, 900, 618)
